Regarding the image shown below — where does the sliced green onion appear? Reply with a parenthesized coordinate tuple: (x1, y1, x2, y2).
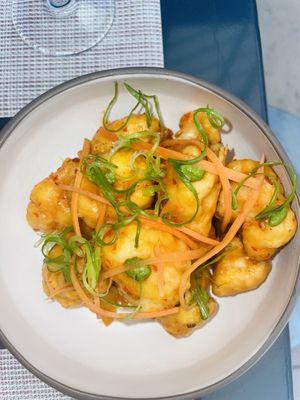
(231, 161, 282, 211)
(125, 257, 151, 281)
(102, 82, 142, 132)
(255, 167, 296, 226)
(191, 286, 210, 320)
(124, 83, 165, 130)
(134, 219, 141, 248)
(179, 164, 204, 182)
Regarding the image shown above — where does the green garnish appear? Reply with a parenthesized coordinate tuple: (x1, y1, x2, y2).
(179, 165, 205, 182)
(191, 286, 210, 320)
(125, 257, 151, 281)
(103, 82, 142, 132)
(124, 83, 165, 131)
(39, 227, 73, 282)
(255, 167, 296, 226)
(161, 107, 224, 227)
(230, 161, 296, 227)
(231, 161, 282, 211)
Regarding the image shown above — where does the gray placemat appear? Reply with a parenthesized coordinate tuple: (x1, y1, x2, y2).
(0, 0, 163, 398)
(0, 351, 70, 399)
(0, 0, 164, 117)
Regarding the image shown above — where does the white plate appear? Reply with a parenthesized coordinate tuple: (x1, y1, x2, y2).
(0, 69, 299, 400)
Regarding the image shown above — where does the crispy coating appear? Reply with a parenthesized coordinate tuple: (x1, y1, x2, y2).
(212, 237, 271, 296)
(27, 106, 297, 336)
(158, 299, 217, 337)
(158, 272, 217, 337)
(162, 168, 220, 236)
(242, 208, 297, 260)
(177, 111, 221, 145)
(216, 159, 297, 260)
(26, 159, 103, 232)
(27, 149, 155, 232)
(42, 267, 81, 308)
(91, 114, 167, 155)
(217, 159, 282, 221)
(162, 140, 222, 236)
(102, 223, 200, 312)
(109, 149, 154, 212)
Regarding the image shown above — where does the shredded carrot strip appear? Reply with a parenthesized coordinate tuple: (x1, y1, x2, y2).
(96, 203, 107, 230)
(177, 226, 218, 245)
(101, 265, 131, 280)
(102, 246, 209, 282)
(178, 157, 265, 306)
(205, 148, 232, 231)
(70, 258, 178, 319)
(58, 184, 109, 204)
(136, 246, 209, 265)
(48, 286, 75, 299)
(42, 266, 76, 299)
(71, 139, 91, 236)
(139, 217, 198, 249)
(100, 130, 259, 188)
(162, 138, 232, 232)
(58, 184, 219, 246)
(154, 246, 164, 297)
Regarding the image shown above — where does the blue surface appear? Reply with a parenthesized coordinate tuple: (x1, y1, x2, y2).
(268, 106, 300, 350)
(161, 0, 293, 399)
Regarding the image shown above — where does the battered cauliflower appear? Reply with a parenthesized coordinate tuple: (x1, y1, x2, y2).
(102, 223, 195, 312)
(217, 159, 297, 260)
(212, 237, 271, 296)
(177, 111, 221, 145)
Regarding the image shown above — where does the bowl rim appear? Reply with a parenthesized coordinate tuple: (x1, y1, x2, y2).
(0, 67, 299, 400)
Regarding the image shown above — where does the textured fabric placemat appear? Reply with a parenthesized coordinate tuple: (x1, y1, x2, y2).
(0, 0, 163, 116)
(0, 350, 70, 399)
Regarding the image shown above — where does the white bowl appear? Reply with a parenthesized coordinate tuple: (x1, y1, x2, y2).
(0, 68, 299, 399)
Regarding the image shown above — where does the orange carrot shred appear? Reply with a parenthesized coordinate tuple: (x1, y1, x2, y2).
(100, 130, 260, 189)
(178, 157, 265, 307)
(71, 139, 90, 236)
(162, 138, 232, 232)
(139, 217, 198, 249)
(96, 203, 107, 230)
(58, 185, 219, 246)
(205, 148, 232, 231)
(70, 258, 178, 319)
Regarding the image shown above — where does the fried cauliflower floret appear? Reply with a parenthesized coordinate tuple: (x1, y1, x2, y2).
(27, 159, 77, 232)
(242, 208, 297, 260)
(27, 159, 104, 232)
(212, 237, 271, 296)
(109, 149, 154, 211)
(217, 159, 282, 221)
(216, 159, 297, 260)
(157, 299, 217, 337)
(42, 268, 81, 308)
(42, 239, 82, 308)
(158, 272, 217, 337)
(162, 142, 223, 236)
(102, 223, 200, 312)
(91, 114, 168, 155)
(176, 111, 221, 145)
(162, 169, 220, 236)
